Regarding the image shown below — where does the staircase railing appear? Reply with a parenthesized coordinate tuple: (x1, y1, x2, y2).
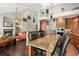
(26, 22, 35, 31)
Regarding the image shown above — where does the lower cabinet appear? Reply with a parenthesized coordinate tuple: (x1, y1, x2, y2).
(71, 33, 79, 50)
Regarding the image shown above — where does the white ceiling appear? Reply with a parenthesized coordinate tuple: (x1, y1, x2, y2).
(0, 3, 79, 15)
(0, 3, 43, 15)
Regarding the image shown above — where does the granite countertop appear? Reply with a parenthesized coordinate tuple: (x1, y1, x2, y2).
(76, 33, 79, 36)
(72, 33, 79, 37)
(28, 35, 60, 52)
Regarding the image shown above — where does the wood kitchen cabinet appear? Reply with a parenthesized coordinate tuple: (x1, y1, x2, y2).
(56, 18, 65, 27)
(65, 16, 79, 33)
(71, 33, 79, 50)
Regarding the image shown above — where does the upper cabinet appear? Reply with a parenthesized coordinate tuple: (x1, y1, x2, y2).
(56, 18, 65, 28)
(65, 16, 79, 33)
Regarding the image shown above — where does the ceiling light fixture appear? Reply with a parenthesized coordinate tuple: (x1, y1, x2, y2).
(41, 3, 50, 7)
(16, 8, 18, 20)
(16, 8, 21, 21)
(53, 3, 57, 5)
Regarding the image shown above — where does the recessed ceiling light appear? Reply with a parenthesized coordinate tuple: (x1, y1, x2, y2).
(41, 3, 50, 7)
(53, 3, 57, 5)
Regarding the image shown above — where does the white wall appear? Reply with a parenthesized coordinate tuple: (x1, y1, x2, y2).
(20, 3, 79, 32)
(48, 3, 79, 14)
(37, 3, 79, 31)
(0, 17, 3, 35)
(21, 10, 39, 32)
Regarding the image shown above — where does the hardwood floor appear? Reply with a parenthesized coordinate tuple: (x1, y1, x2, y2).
(65, 41, 79, 56)
(0, 41, 27, 56)
(0, 40, 79, 56)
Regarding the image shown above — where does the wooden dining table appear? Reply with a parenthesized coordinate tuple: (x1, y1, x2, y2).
(28, 34, 60, 56)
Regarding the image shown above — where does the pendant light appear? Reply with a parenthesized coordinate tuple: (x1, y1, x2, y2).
(16, 8, 18, 20)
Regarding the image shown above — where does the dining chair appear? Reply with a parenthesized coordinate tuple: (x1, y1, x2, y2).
(61, 35, 70, 55)
(53, 34, 70, 56)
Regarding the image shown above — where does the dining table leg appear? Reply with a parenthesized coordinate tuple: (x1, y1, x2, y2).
(28, 45, 32, 56)
(46, 52, 51, 56)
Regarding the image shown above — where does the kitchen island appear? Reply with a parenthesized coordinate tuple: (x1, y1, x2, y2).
(28, 35, 60, 56)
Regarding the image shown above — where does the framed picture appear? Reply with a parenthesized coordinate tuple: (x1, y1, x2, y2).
(50, 15, 53, 19)
(27, 16, 31, 19)
(3, 16, 13, 27)
(23, 18, 27, 22)
(46, 9, 49, 14)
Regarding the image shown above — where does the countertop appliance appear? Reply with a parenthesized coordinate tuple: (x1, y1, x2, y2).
(57, 27, 64, 36)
